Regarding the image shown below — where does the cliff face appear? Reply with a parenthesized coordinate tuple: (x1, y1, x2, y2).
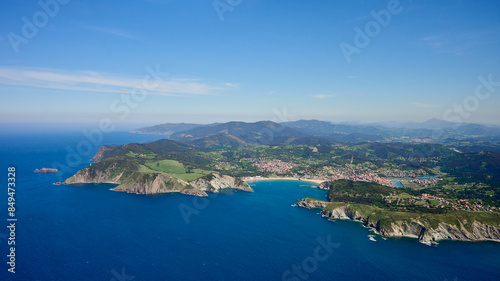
(318, 182, 332, 190)
(377, 219, 500, 243)
(65, 165, 252, 197)
(418, 221, 500, 243)
(190, 174, 253, 193)
(111, 172, 201, 195)
(91, 145, 117, 162)
(65, 167, 124, 184)
(298, 199, 500, 244)
(296, 198, 330, 209)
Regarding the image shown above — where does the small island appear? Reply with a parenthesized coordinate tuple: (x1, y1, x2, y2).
(34, 168, 59, 173)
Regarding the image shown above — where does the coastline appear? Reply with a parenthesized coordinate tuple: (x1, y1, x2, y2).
(298, 198, 500, 244)
(243, 176, 324, 184)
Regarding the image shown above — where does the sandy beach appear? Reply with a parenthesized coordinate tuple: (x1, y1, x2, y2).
(243, 177, 324, 185)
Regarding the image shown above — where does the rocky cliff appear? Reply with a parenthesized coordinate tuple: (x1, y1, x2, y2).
(318, 182, 332, 190)
(91, 145, 117, 162)
(296, 198, 330, 209)
(190, 173, 253, 193)
(65, 163, 253, 197)
(297, 198, 500, 244)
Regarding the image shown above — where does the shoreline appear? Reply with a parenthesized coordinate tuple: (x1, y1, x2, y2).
(299, 199, 500, 244)
(243, 177, 324, 185)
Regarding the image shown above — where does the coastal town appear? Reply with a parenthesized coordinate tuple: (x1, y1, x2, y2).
(252, 159, 298, 173)
(233, 158, 499, 214)
(243, 159, 429, 188)
(194, 142, 500, 216)
(211, 157, 443, 188)
(383, 192, 498, 213)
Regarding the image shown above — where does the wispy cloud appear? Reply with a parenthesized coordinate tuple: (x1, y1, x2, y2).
(77, 23, 138, 39)
(347, 14, 372, 24)
(413, 102, 436, 108)
(312, 94, 336, 99)
(346, 76, 358, 79)
(420, 29, 498, 56)
(224, 82, 239, 88)
(0, 66, 231, 96)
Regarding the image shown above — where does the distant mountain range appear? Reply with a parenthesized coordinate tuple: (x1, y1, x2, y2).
(374, 118, 458, 130)
(130, 123, 211, 136)
(131, 119, 500, 148)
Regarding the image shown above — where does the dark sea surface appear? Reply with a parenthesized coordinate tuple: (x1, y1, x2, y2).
(0, 131, 499, 280)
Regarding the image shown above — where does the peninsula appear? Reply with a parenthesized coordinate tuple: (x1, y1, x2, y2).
(64, 140, 253, 196)
(297, 180, 500, 244)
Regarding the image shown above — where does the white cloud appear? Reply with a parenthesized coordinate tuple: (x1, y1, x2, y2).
(0, 66, 231, 96)
(412, 102, 436, 108)
(420, 30, 497, 56)
(77, 23, 138, 39)
(224, 82, 239, 87)
(312, 94, 336, 99)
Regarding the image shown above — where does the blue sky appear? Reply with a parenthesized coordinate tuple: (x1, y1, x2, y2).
(1, 0, 500, 128)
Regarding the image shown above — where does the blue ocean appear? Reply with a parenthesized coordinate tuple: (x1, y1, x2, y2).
(1, 130, 499, 281)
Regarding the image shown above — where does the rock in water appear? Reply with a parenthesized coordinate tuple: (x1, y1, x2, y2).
(34, 168, 59, 173)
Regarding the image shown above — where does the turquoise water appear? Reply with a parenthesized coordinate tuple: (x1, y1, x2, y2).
(0, 131, 499, 280)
